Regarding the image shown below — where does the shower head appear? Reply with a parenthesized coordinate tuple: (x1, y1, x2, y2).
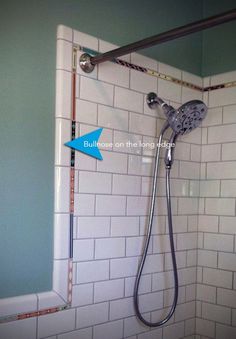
(146, 92, 207, 136)
(147, 92, 208, 169)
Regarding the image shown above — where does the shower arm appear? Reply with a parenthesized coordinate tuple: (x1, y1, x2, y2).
(80, 8, 236, 73)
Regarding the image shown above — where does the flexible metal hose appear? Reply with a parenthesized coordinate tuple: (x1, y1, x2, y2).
(134, 127, 179, 327)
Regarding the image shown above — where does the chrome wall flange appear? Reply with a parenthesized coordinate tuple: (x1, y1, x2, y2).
(79, 53, 95, 73)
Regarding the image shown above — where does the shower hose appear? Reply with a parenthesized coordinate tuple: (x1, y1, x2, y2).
(134, 127, 179, 327)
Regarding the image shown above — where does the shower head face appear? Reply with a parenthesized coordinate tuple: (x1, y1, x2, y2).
(169, 100, 207, 135)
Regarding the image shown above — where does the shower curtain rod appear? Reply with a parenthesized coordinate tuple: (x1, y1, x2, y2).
(80, 8, 236, 73)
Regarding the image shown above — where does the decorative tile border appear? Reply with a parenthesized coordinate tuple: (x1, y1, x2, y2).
(77, 45, 236, 93)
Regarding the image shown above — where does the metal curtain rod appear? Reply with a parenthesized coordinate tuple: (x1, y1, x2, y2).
(80, 8, 236, 73)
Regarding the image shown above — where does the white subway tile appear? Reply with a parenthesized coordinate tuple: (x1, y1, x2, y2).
(112, 174, 141, 195)
(95, 237, 125, 259)
(188, 215, 198, 232)
(111, 216, 139, 236)
(80, 77, 113, 105)
(152, 270, 174, 290)
(94, 279, 124, 302)
(179, 161, 200, 179)
(198, 215, 219, 232)
(158, 79, 181, 103)
(93, 320, 123, 339)
(126, 236, 152, 256)
(73, 30, 98, 49)
(56, 40, 72, 71)
(223, 104, 236, 124)
(76, 99, 97, 124)
(202, 107, 222, 126)
(205, 198, 235, 216)
(178, 198, 199, 214)
(127, 196, 149, 216)
(73, 239, 94, 261)
(163, 321, 184, 339)
(74, 194, 95, 216)
(198, 249, 217, 268)
(196, 318, 215, 338)
(204, 233, 234, 251)
(200, 180, 220, 197)
(142, 254, 164, 274)
(77, 260, 109, 283)
(181, 127, 202, 144)
(190, 144, 201, 162)
(38, 309, 75, 338)
(159, 62, 181, 79)
(172, 215, 188, 233)
(185, 318, 195, 336)
(97, 150, 128, 174)
(76, 302, 108, 329)
(211, 70, 236, 85)
(130, 69, 157, 93)
(79, 171, 112, 194)
(165, 251, 186, 271)
(129, 112, 156, 137)
(218, 252, 236, 271)
(96, 195, 126, 216)
(110, 297, 135, 320)
(164, 286, 185, 307)
(217, 288, 236, 308)
(175, 301, 195, 322)
(75, 151, 96, 171)
(139, 291, 163, 313)
(203, 267, 233, 288)
(187, 249, 197, 266)
(219, 216, 236, 234)
(54, 214, 70, 259)
(77, 216, 110, 238)
(113, 130, 142, 154)
(98, 105, 128, 131)
(216, 324, 236, 339)
(140, 215, 166, 235)
(186, 284, 196, 301)
(72, 283, 93, 307)
(183, 71, 202, 87)
(178, 267, 196, 285)
(208, 124, 236, 143)
(201, 127, 207, 145)
(182, 87, 203, 103)
(54, 166, 70, 213)
(98, 59, 129, 87)
(201, 144, 221, 162)
(79, 123, 113, 151)
(55, 118, 71, 166)
(209, 86, 236, 107)
(58, 327, 92, 339)
(131, 53, 158, 69)
(124, 315, 150, 337)
(99, 40, 129, 61)
(55, 70, 71, 119)
(222, 143, 236, 161)
(207, 161, 236, 179)
(125, 275, 151, 297)
(221, 179, 236, 198)
(114, 86, 143, 113)
(197, 284, 216, 303)
(138, 328, 162, 339)
(57, 25, 72, 41)
(128, 155, 154, 176)
(175, 141, 191, 161)
(0, 318, 36, 339)
(153, 234, 173, 253)
(110, 257, 139, 278)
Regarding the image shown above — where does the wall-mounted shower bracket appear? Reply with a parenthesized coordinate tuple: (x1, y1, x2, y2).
(79, 53, 95, 73)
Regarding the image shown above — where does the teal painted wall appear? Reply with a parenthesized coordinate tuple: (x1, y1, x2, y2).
(0, 0, 203, 298)
(202, 0, 236, 76)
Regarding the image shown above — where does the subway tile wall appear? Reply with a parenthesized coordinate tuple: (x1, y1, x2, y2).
(196, 77, 236, 339)
(1, 25, 236, 339)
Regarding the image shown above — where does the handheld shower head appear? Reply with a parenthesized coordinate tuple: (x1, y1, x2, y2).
(147, 92, 207, 136)
(147, 92, 208, 168)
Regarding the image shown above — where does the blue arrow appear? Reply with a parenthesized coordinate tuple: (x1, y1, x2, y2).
(65, 128, 103, 160)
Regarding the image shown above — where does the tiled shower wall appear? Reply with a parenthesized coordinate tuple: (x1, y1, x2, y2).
(51, 26, 202, 339)
(196, 74, 236, 339)
(1, 26, 236, 339)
